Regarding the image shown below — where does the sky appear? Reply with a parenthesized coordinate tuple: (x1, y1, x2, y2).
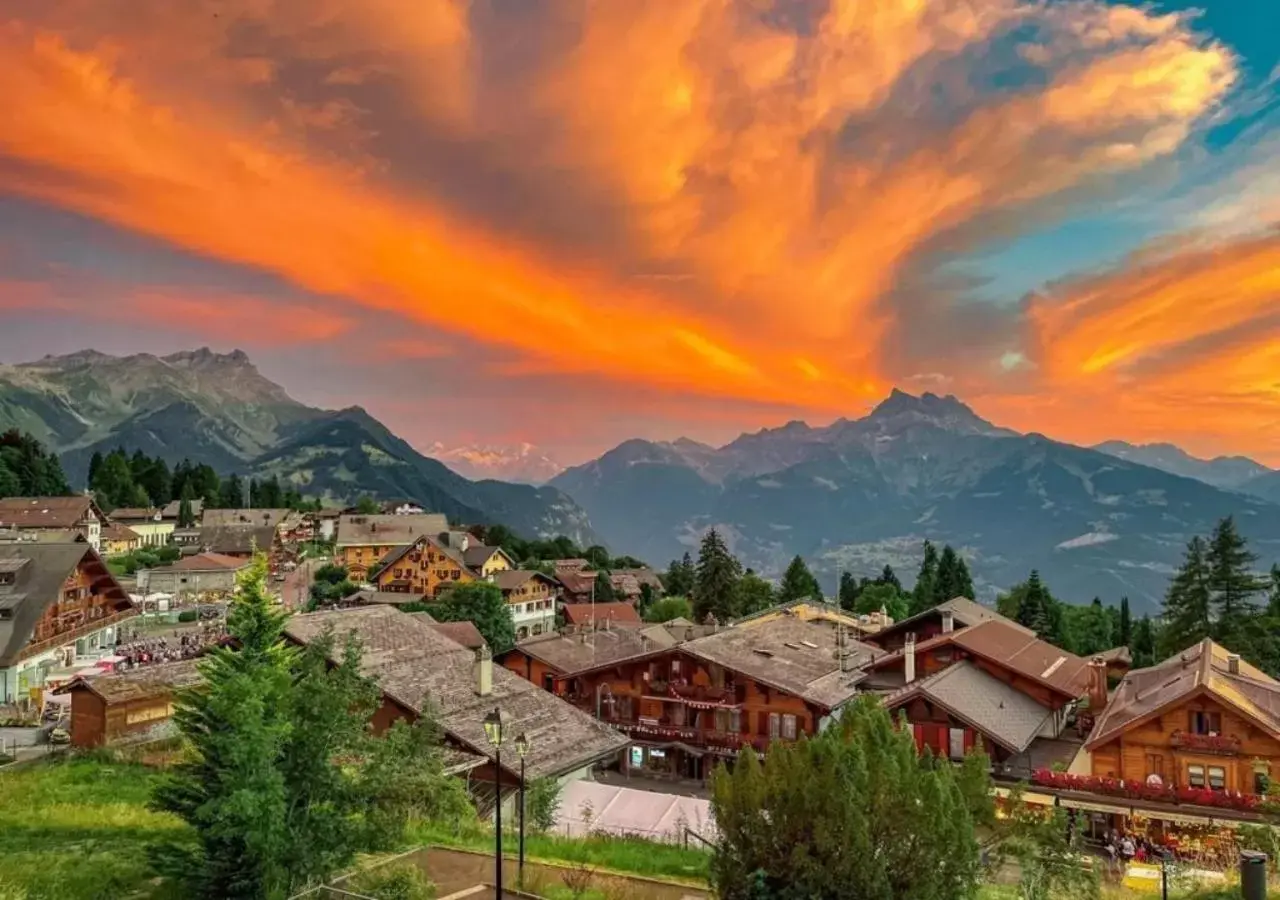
(1, 0, 1278, 466)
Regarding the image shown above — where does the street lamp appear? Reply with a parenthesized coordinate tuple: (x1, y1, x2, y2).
(483, 707, 506, 900)
(515, 731, 531, 886)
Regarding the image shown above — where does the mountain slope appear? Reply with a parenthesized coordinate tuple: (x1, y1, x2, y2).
(1243, 471, 1280, 504)
(1, 348, 594, 542)
(1093, 440, 1271, 490)
(552, 391, 1280, 610)
(427, 442, 565, 484)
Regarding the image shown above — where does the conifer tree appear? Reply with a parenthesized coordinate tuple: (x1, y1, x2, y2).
(220, 475, 245, 509)
(1015, 570, 1054, 640)
(1270, 564, 1280, 617)
(1131, 615, 1158, 669)
(663, 552, 696, 597)
(876, 564, 901, 593)
(1159, 536, 1212, 658)
(87, 450, 105, 490)
(592, 570, 616, 604)
(778, 555, 821, 604)
(178, 483, 197, 527)
(934, 545, 975, 605)
(1205, 516, 1267, 653)
(693, 528, 742, 622)
(1118, 596, 1132, 647)
(911, 541, 939, 616)
(1075, 598, 1114, 656)
(838, 571, 860, 612)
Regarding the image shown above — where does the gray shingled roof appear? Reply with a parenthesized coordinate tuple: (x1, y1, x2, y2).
(55, 658, 203, 704)
(884, 660, 1053, 753)
(0, 543, 133, 666)
(284, 606, 628, 780)
(512, 627, 666, 677)
(869, 596, 1032, 646)
(198, 525, 277, 555)
(201, 508, 291, 529)
(683, 613, 880, 710)
(490, 570, 558, 593)
(335, 514, 449, 547)
(0, 496, 97, 530)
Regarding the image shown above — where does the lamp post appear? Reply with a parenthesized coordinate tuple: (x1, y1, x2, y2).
(515, 731, 530, 887)
(483, 707, 506, 900)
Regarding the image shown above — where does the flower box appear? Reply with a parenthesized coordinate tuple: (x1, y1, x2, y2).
(1029, 768, 1261, 813)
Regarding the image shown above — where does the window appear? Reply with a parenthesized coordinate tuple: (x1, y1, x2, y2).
(715, 709, 729, 733)
(781, 714, 797, 740)
(1255, 769, 1271, 796)
(542, 673, 555, 692)
(1208, 766, 1226, 790)
(769, 712, 781, 739)
(1145, 754, 1165, 780)
(730, 709, 741, 733)
(1188, 764, 1206, 788)
(949, 728, 966, 761)
(1189, 710, 1222, 735)
(532, 624, 542, 636)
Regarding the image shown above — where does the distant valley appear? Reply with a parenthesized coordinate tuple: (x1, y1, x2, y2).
(0, 349, 594, 544)
(551, 391, 1280, 611)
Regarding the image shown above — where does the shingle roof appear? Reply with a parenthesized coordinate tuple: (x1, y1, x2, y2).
(556, 570, 598, 595)
(55, 658, 203, 704)
(884, 660, 1054, 753)
(378, 535, 476, 577)
(462, 544, 513, 569)
(561, 603, 642, 627)
(512, 628, 666, 677)
(284, 606, 628, 780)
(1086, 638, 1280, 750)
(346, 588, 429, 606)
(202, 508, 291, 529)
(0, 496, 97, 529)
(490, 570, 558, 594)
(336, 514, 450, 547)
(610, 568, 664, 591)
(0, 543, 133, 666)
(109, 507, 160, 522)
(102, 522, 141, 543)
(408, 614, 487, 650)
(868, 597, 1030, 647)
(160, 498, 204, 519)
(198, 525, 277, 555)
(682, 613, 880, 710)
(149, 552, 250, 573)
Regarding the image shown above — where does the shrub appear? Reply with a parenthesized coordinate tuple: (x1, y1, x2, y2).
(527, 777, 563, 833)
(347, 862, 435, 900)
(177, 610, 198, 623)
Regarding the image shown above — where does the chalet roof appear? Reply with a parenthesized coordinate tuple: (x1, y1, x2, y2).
(0, 496, 99, 530)
(561, 602, 642, 628)
(55, 658, 202, 704)
(160, 498, 204, 520)
(102, 522, 141, 543)
(869, 619, 1091, 699)
(867, 597, 1030, 647)
(490, 570, 559, 594)
(884, 660, 1053, 753)
(202, 508, 291, 529)
(108, 507, 161, 522)
(336, 514, 450, 548)
(1086, 638, 1280, 750)
(463, 544, 513, 569)
(556, 569, 598, 595)
(610, 568, 664, 591)
(1098, 645, 1133, 667)
(0, 543, 133, 666)
(682, 612, 880, 710)
(284, 606, 627, 781)
(407, 613, 487, 650)
(345, 588, 429, 606)
(198, 525, 277, 555)
(378, 535, 475, 577)
(147, 552, 250, 574)
(511, 627, 666, 677)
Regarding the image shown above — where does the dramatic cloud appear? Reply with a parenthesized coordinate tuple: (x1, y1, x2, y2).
(1, 0, 1275, 459)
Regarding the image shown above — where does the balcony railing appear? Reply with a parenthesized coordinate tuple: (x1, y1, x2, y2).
(1031, 769, 1261, 813)
(606, 718, 773, 753)
(1169, 731, 1242, 756)
(18, 607, 140, 662)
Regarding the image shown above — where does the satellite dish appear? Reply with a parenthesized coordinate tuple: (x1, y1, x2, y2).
(1146, 773, 1164, 787)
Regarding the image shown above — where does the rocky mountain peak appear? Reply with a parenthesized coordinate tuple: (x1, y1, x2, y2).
(866, 388, 1005, 436)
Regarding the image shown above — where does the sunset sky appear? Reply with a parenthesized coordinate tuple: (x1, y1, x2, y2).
(2, 0, 1278, 465)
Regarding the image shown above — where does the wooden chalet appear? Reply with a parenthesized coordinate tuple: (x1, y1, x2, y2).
(55, 659, 201, 748)
(1086, 639, 1280, 796)
(372, 535, 477, 599)
(0, 496, 106, 553)
(335, 514, 449, 580)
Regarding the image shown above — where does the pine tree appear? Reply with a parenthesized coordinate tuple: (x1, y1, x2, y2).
(778, 555, 821, 604)
(838, 571, 860, 612)
(87, 450, 105, 491)
(1132, 615, 1157, 669)
(911, 541, 939, 616)
(663, 553, 696, 597)
(1205, 516, 1267, 654)
(954, 555, 975, 601)
(592, 570, 616, 603)
(1118, 596, 1132, 647)
(1159, 536, 1212, 658)
(178, 483, 197, 528)
(876, 564, 902, 592)
(934, 545, 974, 605)
(220, 476, 245, 509)
(693, 528, 742, 623)
(0, 430, 72, 497)
(1076, 598, 1114, 656)
(737, 571, 777, 616)
(1015, 571, 1054, 640)
(1269, 565, 1280, 617)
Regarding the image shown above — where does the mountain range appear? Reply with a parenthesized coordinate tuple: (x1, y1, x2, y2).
(550, 390, 1280, 611)
(0, 349, 593, 543)
(426, 442, 565, 484)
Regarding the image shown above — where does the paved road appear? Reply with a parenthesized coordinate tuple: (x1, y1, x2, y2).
(280, 555, 324, 611)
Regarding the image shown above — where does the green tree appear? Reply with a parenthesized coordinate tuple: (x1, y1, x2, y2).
(638, 582, 657, 613)
(737, 571, 777, 616)
(1205, 516, 1268, 653)
(663, 552, 696, 597)
(693, 528, 742, 623)
(934, 545, 974, 605)
(876, 564, 902, 593)
(854, 582, 909, 623)
(1013, 571, 1055, 641)
(149, 555, 295, 898)
(584, 545, 611, 569)
(911, 541, 939, 615)
(999, 793, 1099, 900)
(220, 476, 245, 509)
(257, 475, 284, 509)
(778, 555, 821, 604)
(0, 430, 72, 496)
(1074, 598, 1114, 657)
(137, 455, 173, 505)
(86, 450, 105, 490)
(592, 570, 616, 603)
(1118, 596, 1132, 647)
(709, 696, 987, 900)
(355, 496, 380, 515)
(178, 483, 197, 528)
(838, 571, 860, 612)
(1159, 536, 1213, 658)
(1131, 615, 1157, 669)
(1269, 564, 1280, 616)
(644, 595, 693, 623)
(91, 449, 136, 510)
(434, 582, 516, 653)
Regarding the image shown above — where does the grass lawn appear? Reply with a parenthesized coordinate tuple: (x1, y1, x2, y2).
(0, 756, 186, 900)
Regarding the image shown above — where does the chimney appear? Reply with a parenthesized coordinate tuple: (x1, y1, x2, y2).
(1228, 653, 1241, 675)
(459, 534, 469, 552)
(473, 645, 493, 697)
(904, 633, 916, 684)
(1088, 656, 1107, 711)
(941, 608, 954, 634)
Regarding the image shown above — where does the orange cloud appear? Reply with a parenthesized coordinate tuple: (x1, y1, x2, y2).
(0, 0, 1271, 458)
(123, 292, 353, 344)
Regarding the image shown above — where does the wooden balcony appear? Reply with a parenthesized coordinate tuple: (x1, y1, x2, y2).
(1169, 731, 1242, 756)
(18, 607, 140, 662)
(606, 717, 771, 753)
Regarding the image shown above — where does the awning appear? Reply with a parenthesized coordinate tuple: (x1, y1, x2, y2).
(1060, 798, 1131, 816)
(993, 787, 1056, 806)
